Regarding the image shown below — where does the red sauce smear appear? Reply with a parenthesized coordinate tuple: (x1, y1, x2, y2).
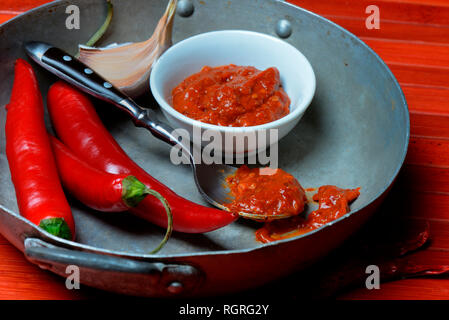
(172, 64, 290, 127)
(256, 185, 361, 243)
(224, 165, 307, 220)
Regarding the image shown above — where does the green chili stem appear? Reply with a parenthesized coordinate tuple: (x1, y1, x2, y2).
(75, 0, 113, 58)
(39, 217, 72, 240)
(122, 176, 150, 208)
(146, 189, 173, 254)
(121, 176, 172, 253)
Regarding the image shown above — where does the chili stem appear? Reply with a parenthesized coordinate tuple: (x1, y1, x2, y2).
(121, 176, 172, 253)
(39, 217, 72, 240)
(146, 189, 173, 254)
(75, 0, 113, 58)
(122, 176, 150, 208)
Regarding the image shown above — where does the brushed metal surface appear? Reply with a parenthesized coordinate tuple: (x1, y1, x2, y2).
(0, 0, 409, 296)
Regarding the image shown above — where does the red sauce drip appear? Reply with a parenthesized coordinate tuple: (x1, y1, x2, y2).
(225, 165, 307, 220)
(256, 185, 361, 243)
(172, 64, 290, 127)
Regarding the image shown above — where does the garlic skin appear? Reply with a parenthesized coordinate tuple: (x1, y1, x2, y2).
(78, 0, 177, 98)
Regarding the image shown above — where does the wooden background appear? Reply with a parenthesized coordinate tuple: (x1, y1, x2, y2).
(1, 0, 448, 300)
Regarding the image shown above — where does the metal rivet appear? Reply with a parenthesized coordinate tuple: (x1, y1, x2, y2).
(103, 82, 112, 89)
(84, 68, 93, 74)
(276, 19, 292, 39)
(63, 55, 72, 61)
(177, 0, 194, 17)
(167, 281, 183, 294)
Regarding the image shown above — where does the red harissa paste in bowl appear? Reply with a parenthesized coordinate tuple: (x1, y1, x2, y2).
(171, 64, 290, 127)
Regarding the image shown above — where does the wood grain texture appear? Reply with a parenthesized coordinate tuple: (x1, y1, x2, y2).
(392, 0, 449, 6)
(0, 234, 97, 299)
(0, 0, 51, 14)
(407, 137, 449, 167)
(291, 0, 449, 25)
(0, 14, 15, 24)
(340, 279, 449, 300)
(410, 112, 449, 139)
(403, 86, 449, 115)
(363, 39, 449, 68)
(328, 16, 449, 43)
(0, 0, 448, 300)
(392, 64, 449, 89)
(291, 0, 449, 43)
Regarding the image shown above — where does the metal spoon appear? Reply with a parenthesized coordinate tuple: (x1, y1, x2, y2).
(25, 41, 291, 221)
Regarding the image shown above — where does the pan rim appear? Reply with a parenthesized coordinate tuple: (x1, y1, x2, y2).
(0, 0, 410, 259)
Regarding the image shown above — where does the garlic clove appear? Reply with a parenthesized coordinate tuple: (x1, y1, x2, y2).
(78, 0, 178, 98)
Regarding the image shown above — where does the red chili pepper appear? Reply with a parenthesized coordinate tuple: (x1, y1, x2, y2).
(5, 60, 75, 240)
(47, 81, 238, 233)
(50, 135, 173, 253)
(50, 135, 153, 212)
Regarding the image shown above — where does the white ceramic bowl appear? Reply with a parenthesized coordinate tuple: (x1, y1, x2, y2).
(150, 30, 316, 157)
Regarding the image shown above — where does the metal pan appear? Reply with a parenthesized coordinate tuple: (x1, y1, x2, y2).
(0, 0, 409, 297)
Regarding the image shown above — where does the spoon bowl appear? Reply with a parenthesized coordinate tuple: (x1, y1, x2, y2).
(194, 162, 293, 220)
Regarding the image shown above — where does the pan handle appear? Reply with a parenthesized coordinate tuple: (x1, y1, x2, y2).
(24, 238, 204, 296)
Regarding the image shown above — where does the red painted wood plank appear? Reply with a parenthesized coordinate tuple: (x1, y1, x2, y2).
(410, 112, 449, 139)
(328, 16, 449, 44)
(364, 38, 449, 68)
(402, 192, 449, 220)
(416, 219, 449, 250)
(391, 0, 449, 7)
(340, 279, 449, 300)
(391, 64, 449, 89)
(0, 236, 87, 300)
(403, 164, 449, 193)
(340, 249, 449, 299)
(288, 0, 449, 44)
(0, 13, 15, 24)
(391, 0, 449, 6)
(407, 137, 449, 167)
(0, 0, 52, 14)
(403, 86, 449, 115)
(290, 0, 449, 25)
